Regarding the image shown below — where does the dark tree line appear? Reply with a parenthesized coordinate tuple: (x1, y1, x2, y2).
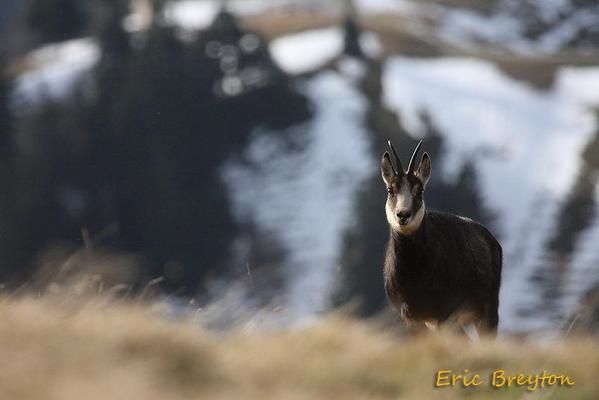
(0, 1, 311, 293)
(26, 0, 88, 44)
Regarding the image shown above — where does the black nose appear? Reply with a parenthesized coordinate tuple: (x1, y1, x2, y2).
(396, 209, 412, 223)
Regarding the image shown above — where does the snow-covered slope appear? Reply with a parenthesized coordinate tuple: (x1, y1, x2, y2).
(382, 57, 599, 332)
(356, 0, 599, 54)
(223, 66, 374, 320)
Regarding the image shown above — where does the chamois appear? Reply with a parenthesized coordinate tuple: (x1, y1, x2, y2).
(381, 140, 502, 336)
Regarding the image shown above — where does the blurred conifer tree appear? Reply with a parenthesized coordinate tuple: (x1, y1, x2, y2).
(0, 0, 311, 294)
(77, 3, 310, 292)
(0, 58, 10, 150)
(26, 0, 87, 43)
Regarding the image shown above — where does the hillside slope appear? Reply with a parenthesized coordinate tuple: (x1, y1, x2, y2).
(0, 298, 597, 400)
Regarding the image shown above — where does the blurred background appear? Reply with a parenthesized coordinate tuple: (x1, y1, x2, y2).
(0, 0, 598, 335)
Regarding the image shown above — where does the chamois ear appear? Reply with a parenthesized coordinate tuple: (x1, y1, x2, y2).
(417, 152, 431, 186)
(381, 151, 396, 186)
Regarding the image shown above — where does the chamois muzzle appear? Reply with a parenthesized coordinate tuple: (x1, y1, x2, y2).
(396, 209, 412, 225)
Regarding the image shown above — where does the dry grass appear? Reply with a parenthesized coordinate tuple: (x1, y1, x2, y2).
(0, 298, 596, 400)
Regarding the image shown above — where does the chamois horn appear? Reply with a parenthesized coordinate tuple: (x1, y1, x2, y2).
(407, 140, 423, 175)
(387, 140, 403, 175)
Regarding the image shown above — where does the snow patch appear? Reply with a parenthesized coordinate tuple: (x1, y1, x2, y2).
(439, 10, 526, 51)
(13, 38, 100, 110)
(360, 31, 384, 58)
(269, 27, 343, 74)
(163, 0, 221, 30)
(537, 6, 599, 52)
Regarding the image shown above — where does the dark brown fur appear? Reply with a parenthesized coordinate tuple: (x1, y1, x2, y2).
(384, 210, 502, 332)
(381, 141, 502, 334)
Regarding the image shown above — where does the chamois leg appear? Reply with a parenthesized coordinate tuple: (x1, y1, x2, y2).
(481, 297, 499, 335)
(453, 309, 483, 342)
(424, 320, 439, 331)
(461, 322, 481, 342)
(403, 319, 435, 336)
(485, 243, 502, 334)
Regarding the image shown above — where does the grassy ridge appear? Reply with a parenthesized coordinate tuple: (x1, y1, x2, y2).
(0, 299, 597, 400)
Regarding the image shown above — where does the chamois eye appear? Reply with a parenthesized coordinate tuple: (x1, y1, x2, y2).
(387, 187, 394, 197)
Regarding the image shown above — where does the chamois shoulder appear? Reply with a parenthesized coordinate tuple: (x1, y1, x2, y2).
(425, 210, 481, 226)
(426, 210, 501, 247)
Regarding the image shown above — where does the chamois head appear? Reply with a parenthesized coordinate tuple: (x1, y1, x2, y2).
(381, 140, 431, 235)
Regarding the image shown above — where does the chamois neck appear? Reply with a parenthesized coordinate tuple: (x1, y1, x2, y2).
(390, 210, 427, 244)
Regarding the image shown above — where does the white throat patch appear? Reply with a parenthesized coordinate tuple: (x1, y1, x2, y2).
(386, 201, 425, 236)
